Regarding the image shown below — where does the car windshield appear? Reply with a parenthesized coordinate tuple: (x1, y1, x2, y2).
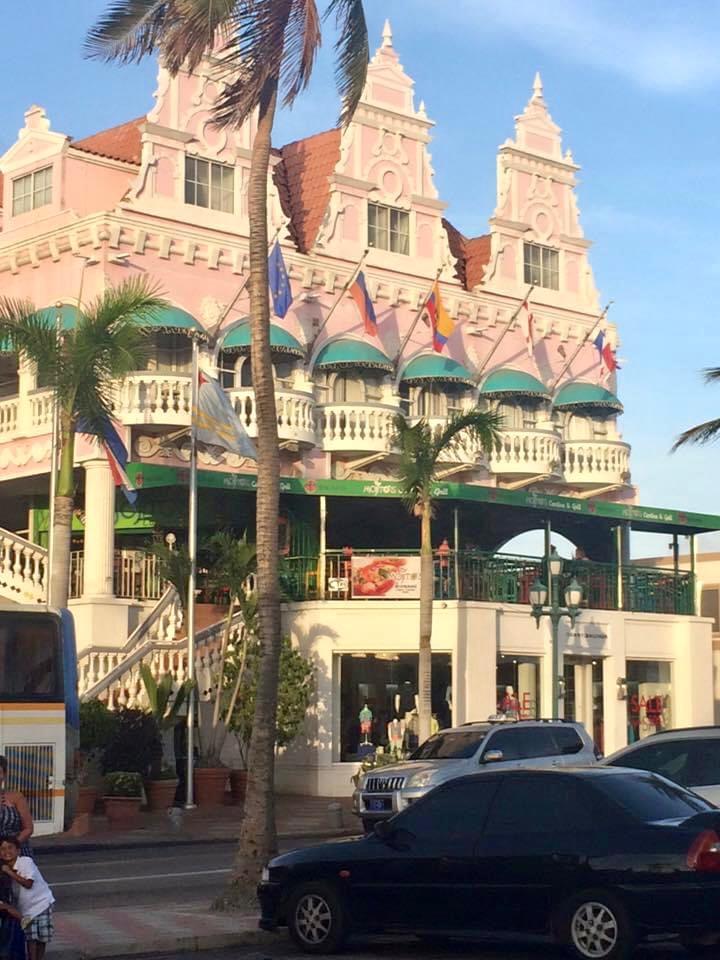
(410, 730, 488, 760)
(593, 772, 713, 822)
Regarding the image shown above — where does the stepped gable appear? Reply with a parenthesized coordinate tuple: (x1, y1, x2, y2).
(72, 117, 144, 164)
(274, 128, 341, 254)
(443, 218, 491, 291)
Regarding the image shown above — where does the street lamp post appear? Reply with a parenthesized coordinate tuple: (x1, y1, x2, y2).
(529, 554, 583, 720)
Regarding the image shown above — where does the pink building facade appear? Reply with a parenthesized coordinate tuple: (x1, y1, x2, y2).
(0, 26, 715, 795)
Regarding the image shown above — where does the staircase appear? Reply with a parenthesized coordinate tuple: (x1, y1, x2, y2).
(0, 527, 46, 604)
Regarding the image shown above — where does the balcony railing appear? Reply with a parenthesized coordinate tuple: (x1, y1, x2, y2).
(278, 550, 695, 616)
(229, 386, 316, 446)
(68, 550, 164, 601)
(316, 402, 399, 453)
(489, 429, 561, 477)
(562, 440, 631, 486)
(114, 374, 192, 426)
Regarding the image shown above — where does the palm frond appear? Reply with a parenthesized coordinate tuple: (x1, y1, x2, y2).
(85, 0, 171, 63)
(162, 0, 238, 74)
(324, 0, 369, 127)
(392, 415, 436, 512)
(280, 0, 321, 107)
(0, 298, 63, 385)
(205, 531, 257, 599)
(672, 417, 720, 450)
(431, 409, 503, 462)
(703, 367, 720, 385)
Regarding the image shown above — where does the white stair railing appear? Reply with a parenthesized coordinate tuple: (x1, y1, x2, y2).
(0, 527, 46, 604)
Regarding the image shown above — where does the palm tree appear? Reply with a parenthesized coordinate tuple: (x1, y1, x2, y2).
(393, 410, 502, 744)
(673, 367, 720, 450)
(87, 0, 370, 899)
(0, 278, 165, 607)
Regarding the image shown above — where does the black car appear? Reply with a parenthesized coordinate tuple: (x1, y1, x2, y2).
(258, 767, 720, 959)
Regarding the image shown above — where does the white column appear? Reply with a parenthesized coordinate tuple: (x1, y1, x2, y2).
(82, 458, 115, 598)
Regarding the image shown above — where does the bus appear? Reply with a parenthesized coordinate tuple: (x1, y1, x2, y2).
(0, 603, 79, 836)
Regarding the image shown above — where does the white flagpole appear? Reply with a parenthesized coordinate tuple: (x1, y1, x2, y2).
(306, 249, 369, 367)
(185, 335, 199, 809)
(473, 285, 534, 383)
(46, 306, 62, 608)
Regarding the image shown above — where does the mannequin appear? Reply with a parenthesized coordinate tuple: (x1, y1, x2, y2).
(359, 703, 373, 744)
(387, 717, 406, 757)
(500, 685, 520, 718)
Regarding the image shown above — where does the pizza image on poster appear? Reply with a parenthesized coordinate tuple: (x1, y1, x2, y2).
(350, 555, 421, 598)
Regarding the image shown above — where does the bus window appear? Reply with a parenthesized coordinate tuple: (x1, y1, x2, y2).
(0, 615, 63, 701)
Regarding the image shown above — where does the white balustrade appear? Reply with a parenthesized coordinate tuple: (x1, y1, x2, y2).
(408, 416, 482, 464)
(113, 373, 192, 426)
(28, 391, 53, 434)
(0, 397, 19, 437)
(317, 402, 400, 453)
(488, 429, 561, 477)
(0, 528, 46, 604)
(562, 440, 631, 486)
(230, 387, 316, 446)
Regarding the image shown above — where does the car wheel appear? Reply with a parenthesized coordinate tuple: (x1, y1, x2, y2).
(287, 881, 348, 954)
(555, 889, 634, 960)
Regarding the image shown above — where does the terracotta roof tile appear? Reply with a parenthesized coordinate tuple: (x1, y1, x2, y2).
(443, 218, 491, 290)
(72, 117, 145, 165)
(274, 128, 341, 253)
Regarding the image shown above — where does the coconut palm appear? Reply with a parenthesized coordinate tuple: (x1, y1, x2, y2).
(393, 410, 502, 744)
(673, 368, 720, 450)
(87, 0, 370, 898)
(0, 278, 165, 607)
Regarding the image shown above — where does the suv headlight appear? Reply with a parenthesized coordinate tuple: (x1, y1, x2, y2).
(406, 769, 436, 789)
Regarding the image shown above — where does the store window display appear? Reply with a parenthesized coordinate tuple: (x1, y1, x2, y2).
(496, 656, 540, 718)
(338, 653, 451, 762)
(626, 660, 672, 742)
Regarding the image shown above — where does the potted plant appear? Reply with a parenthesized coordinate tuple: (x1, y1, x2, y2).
(77, 699, 119, 816)
(101, 707, 161, 816)
(103, 772, 143, 829)
(139, 665, 193, 810)
(193, 533, 257, 806)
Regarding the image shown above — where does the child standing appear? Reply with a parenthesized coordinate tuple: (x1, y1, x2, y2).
(0, 836, 54, 960)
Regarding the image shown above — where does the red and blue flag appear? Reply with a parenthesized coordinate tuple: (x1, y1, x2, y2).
(349, 271, 377, 336)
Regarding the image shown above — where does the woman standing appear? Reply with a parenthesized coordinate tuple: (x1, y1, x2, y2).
(0, 759, 33, 857)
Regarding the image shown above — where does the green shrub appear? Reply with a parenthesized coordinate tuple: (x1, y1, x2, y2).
(80, 699, 118, 753)
(101, 708, 161, 777)
(104, 771, 143, 797)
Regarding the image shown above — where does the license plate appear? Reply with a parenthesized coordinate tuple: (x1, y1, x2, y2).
(366, 797, 389, 812)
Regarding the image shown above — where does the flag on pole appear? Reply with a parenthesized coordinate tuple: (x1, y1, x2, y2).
(78, 417, 137, 504)
(520, 299, 534, 357)
(426, 281, 455, 352)
(349, 271, 377, 336)
(268, 242, 292, 318)
(593, 330, 620, 381)
(193, 370, 257, 459)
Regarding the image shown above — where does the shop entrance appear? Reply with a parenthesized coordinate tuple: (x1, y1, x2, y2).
(563, 657, 604, 754)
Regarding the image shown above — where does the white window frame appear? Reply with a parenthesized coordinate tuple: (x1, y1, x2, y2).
(12, 166, 53, 216)
(368, 202, 410, 255)
(523, 242, 559, 291)
(184, 156, 235, 213)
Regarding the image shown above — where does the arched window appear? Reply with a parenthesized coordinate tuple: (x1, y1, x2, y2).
(332, 372, 365, 403)
(497, 401, 521, 430)
(146, 333, 192, 373)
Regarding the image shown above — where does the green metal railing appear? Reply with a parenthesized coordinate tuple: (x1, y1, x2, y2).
(279, 550, 695, 616)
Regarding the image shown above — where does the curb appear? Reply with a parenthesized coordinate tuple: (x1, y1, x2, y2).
(54, 925, 271, 960)
(35, 826, 359, 856)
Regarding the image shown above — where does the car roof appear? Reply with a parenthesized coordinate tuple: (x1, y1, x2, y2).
(447, 766, 650, 787)
(442, 719, 585, 735)
(651, 726, 720, 738)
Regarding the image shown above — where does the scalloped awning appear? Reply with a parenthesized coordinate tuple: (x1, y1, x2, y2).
(140, 305, 206, 337)
(400, 354, 475, 385)
(314, 338, 393, 372)
(480, 368, 549, 398)
(1, 305, 80, 353)
(554, 381, 623, 413)
(220, 321, 304, 357)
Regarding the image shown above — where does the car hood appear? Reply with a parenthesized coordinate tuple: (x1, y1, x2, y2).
(270, 836, 368, 868)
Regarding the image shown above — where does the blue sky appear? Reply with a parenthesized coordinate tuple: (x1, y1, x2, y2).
(1, 1, 718, 556)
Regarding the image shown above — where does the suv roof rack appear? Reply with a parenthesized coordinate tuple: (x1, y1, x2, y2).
(460, 717, 578, 727)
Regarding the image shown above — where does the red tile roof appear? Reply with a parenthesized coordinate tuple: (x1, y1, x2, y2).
(274, 128, 341, 254)
(72, 117, 145, 165)
(443, 218, 491, 290)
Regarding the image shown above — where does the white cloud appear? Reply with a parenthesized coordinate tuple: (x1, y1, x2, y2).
(429, 0, 720, 93)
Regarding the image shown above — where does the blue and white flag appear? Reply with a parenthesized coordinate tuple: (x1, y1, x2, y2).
(193, 371, 257, 459)
(268, 242, 292, 318)
(78, 416, 137, 504)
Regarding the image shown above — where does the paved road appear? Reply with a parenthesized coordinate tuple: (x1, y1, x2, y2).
(40, 837, 321, 911)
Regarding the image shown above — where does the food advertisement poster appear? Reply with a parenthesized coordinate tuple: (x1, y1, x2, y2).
(350, 556, 421, 599)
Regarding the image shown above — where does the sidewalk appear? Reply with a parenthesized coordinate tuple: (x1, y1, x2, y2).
(53, 905, 268, 959)
(37, 793, 357, 854)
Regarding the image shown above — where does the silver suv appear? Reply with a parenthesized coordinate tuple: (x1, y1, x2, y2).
(353, 718, 599, 831)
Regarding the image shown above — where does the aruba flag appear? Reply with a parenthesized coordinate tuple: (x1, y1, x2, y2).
(349, 271, 377, 336)
(426, 281, 454, 352)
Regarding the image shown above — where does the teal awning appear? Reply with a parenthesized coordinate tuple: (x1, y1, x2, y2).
(554, 381, 623, 413)
(1, 305, 80, 353)
(314, 338, 393, 372)
(400, 354, 475, 385)
(480, 368, 549, 398)
(221, 321, 304, 357)
(141, 306, 206, 337)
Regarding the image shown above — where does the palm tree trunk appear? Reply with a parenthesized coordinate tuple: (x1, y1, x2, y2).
(222, 76, 281, 907)
(48, 416, 75, 608)
(418, 498, 433, 744)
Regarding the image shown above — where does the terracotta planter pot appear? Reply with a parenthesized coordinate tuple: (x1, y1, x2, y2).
(104, 796, 142, 830)
(146, 778, 179, 811)
(193, 767, 228, 806)
(229, 769, 248, 805)
(76, 785, 98, 816)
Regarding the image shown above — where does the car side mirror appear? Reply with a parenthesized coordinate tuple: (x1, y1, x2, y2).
(481, 749, 504, 764)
